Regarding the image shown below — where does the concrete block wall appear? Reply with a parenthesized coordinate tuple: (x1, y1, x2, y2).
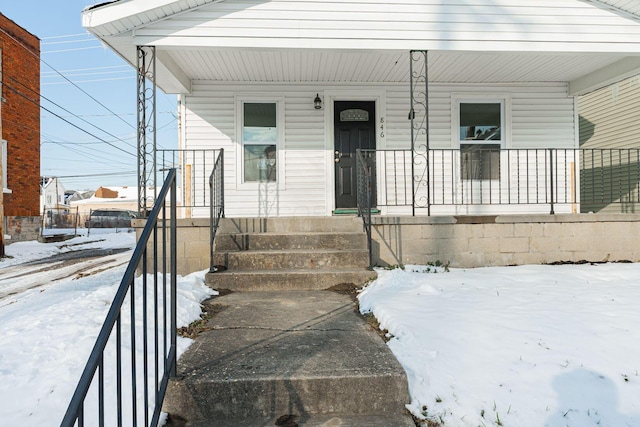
(134, 218, 211, 276)
(4, 215, 39, 242)
(137, 214, 640, 276)
(372, 214, 640, 268)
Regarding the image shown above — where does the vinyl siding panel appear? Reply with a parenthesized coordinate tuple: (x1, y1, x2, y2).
(134, 0, 640, 52)
(578, 75, 640, 213)
(579, 76, 640, 149)
(184, 81, 576, 217)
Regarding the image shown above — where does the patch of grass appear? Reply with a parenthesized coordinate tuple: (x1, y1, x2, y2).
(362, 312, 391, 342)
(177, 298, 227, 339)
(412, 406, 444, 427)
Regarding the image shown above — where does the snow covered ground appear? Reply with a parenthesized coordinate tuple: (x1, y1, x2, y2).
(4, 232, 640, 427)
(359, 263, 640, 427)
(0, 232, 215, 426)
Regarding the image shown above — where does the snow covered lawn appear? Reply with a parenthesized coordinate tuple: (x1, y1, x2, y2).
(0, 233, 215, 426)
(359, 263, 640, 427)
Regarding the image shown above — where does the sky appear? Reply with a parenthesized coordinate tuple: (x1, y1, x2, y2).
(0, 1, 179, 190)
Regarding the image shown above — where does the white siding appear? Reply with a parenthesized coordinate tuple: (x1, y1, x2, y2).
(579, 75, 640, 149)
(134, 0, 640, 52)
(184, 81, 576, 217)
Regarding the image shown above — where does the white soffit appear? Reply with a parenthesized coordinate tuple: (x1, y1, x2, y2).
(586, 0, 640, 21)
(169, 49, 625, 85)
(82, 0, 640, 93)
(82, 0, 218, 37)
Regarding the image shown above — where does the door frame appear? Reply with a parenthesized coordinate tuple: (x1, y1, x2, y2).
(323, 89, 386, 214)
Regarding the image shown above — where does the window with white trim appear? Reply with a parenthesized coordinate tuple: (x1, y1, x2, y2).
(457, 100, 504, 180)
(242, 102, 278, 182)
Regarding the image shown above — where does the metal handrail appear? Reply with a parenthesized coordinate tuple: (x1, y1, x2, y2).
(60, 169, 178, 427)
(157, 148, 222, 211)
(356, 149, 373, 270)
(209, 149, 225, 272)
(357, 148, 640, 215)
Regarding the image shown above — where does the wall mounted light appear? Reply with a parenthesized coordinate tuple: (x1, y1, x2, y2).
(314, 93, 322, 110)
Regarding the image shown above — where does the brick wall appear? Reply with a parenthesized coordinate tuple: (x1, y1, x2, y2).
(1, 13, 40, 218)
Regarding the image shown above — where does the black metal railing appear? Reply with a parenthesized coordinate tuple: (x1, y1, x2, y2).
(158, 149, 222, 213)
(209, 149, 225, 272)
(358, 148, 640, 215)
(60, 169, 178, 427)
(356, 149, 374, 270)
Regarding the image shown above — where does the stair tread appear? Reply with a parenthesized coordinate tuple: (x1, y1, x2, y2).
(171, 414, 415, 427)
(218, 231, 364, 235)
(217, 248, 368, 254)
(210, 268, 374, 274)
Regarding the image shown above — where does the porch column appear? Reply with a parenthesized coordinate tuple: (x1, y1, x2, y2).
(409, 50, 430, 216)
(136, 45, 157, 217)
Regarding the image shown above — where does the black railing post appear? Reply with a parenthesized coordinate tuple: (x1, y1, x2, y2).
(170, 174, 177, 378)
(366, 167, 373, 270)
(549, 148, 555, 214)
(61, 169, 178, 427)
(356, 149, 374, 270)
(209, 149, 225, 273)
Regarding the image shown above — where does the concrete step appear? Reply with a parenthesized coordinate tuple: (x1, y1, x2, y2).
(215, 232, 368, 252)
(168, 414, 415, 427)
(218, 216, 364, 234)
(163, 292, 411, 425)
(213, 249, 370, 271)
(205, 268, 377, 291)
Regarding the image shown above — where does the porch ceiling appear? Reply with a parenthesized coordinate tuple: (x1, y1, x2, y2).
(168, 49, 625, 85)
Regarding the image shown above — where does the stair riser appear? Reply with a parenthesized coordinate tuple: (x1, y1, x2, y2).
(213, 251, 369, 270)
(166, 375, 409, 421)
(218, 217, 363, 234)
(215, 233, 368, 251)
(205, 270, 377, 291)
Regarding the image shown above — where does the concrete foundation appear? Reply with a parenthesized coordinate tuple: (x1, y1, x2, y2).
(139, 214, 640, 275)
(4, 216, 40, 243)
(372, 213, 640, 268)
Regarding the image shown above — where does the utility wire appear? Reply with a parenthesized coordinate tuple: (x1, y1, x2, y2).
(42, 64, 130, 74)
(41, 33, 91, 39)
(1, 81, 136, 157)
(0, 26, 136, 131)
(6, 74, 138, 152)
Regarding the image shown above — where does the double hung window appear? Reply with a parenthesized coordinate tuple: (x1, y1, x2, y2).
(242, 102, 278, 182)
(457, 100, 504, 180)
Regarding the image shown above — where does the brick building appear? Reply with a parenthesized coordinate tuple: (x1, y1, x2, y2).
(0, 13, 40, 242)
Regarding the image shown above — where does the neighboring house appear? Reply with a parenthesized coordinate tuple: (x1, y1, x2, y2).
(82, 0, 640, 218)
(70, 186, 144, 219)
(0, 13, 40, 241)
(578, 74, 640, 214)
(69, 185, 170, 224)
(40, 177, 67, 212)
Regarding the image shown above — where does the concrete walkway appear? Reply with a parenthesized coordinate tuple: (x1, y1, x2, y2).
(164, 290, 415, 426)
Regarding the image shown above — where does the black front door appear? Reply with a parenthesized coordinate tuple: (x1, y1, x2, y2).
(334, 101, 376, 209)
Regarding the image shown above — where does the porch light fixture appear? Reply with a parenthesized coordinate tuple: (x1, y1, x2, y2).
(314, 93, 322, 109)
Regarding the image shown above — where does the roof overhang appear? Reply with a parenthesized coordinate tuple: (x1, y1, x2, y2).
(82, 0, 640, 96)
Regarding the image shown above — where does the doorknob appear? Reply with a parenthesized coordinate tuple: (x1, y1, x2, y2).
(334, 150, 340, 163)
